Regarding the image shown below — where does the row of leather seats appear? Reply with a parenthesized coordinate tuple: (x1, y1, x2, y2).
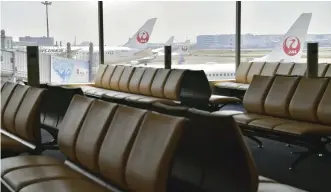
(217, 74, 331, 168)
(79, 64, 240, 111)
(214, 62, 331, 94)
(1, 82, 45, 157)
(1, 90, 308, 192)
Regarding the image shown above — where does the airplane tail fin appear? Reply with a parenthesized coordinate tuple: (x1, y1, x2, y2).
(165, 36, 175, 46)
(260, 13, 312, 62)
(175, 40, 191, 55)
(124, 18, 157, 49)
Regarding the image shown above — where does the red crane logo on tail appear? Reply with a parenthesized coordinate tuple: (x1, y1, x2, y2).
(136, 30, 150, 44)
(283, 36, 301, 56)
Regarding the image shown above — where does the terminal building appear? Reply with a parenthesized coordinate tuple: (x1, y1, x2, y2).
(17, 36, 54, 46)
(195, 34, 331, 49)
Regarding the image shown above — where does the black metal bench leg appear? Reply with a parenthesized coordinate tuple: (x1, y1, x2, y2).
(290, 144, 330, 171)
(246, 135, 263, 148)
(289, 150, 316, 171)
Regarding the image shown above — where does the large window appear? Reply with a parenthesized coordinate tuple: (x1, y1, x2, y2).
(1, 1, 98, 83)
(102, 1, 236, 70)
(241, 1, 331, 63)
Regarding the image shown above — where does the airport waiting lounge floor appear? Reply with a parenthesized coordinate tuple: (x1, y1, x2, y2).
(41, 104, 331, 192)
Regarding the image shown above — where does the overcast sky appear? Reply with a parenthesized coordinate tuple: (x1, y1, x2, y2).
(1, 1, 331, 45)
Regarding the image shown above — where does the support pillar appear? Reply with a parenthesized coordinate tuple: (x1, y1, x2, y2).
(307, 42, 318, 78)
(235, 1, 241, 70)
(164, 45, 172, 69)
(26, 46, 40, 87)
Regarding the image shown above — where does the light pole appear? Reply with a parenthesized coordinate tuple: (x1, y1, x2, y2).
(41, 1, 52, 38)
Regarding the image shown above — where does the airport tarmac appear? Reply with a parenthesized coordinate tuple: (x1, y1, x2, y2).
(149, 55, 331, 65)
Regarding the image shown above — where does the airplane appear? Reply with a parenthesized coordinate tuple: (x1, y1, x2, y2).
(137, 13, 312, 81)
(129, 36, 175, 65)
(74, 18, 158, 64)
(17, 18, 158, 62)
(131, 39, 192, 65)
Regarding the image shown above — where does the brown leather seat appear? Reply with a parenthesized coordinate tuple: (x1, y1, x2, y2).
(232, 75, 331, 136)
(232, 75, 275, 125)
(275, 62, 295, 75)
(260, 62, 280, 76)
(290, 63, 307, 76)
(80, 64, 109, 95)
(324, 64, 331, 77)
(317, 63, 329, 77)
(272, 77, 331, 136)
(220, 74, 331, 169)
(248, 76, 301, 130)
(1, 95, 186, 192)
(1, 82, 45, 156)
(214, 62, 252, 89)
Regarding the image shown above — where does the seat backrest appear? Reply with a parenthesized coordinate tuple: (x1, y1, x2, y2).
(246, 62, 265, 83)
(235, 62, 252, 83)
(290, 63, 307, 76)
(3, 84, 30, 133)
(289, 77, 328, 122)
(139, 68, 158, 96)
(1, 82, 18, 127)
(260, 62, 279, 76)
(125, 111, 186, 192)
(316, 79, 331, 125)
(75, 100, 118, 172)
(324, 64, 331, 77)
(101, 65, 117, 89)
(163, 69, 186, 100)
(129, 67, 146, 94)
(318, 63, 329, 77)
(264, 76, 301, 118)
(14, 87, 45, 143)
(275, 62, 295, 75)
(118, 66, 135, 93)
(58, 95, 94, 161)
(150, 68, 171, 98)
(94, 64, 108, 87)
(243, 75, 274, 114)
(109, 65, 125, 90)
(170, 109, 259, 192)
(98, 105, 147, 188)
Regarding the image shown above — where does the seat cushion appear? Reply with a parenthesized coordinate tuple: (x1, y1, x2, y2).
(209, 95, 241, 104)
(214, 81, 235, 88)
(225, 82, 247, 89)
(248, 117, 296, 131)
(100, 90, 123, 98)
(19, 179, 109, 192)
(212, 110, 244, 116)
(232, 113, 265, 125)
(136, 96, 171, 104)
(273, 122, 331, 136)
(94, 89, 120, 98)
(1, 156, 62, 177)
(81, 86, 104, 95)
(111, 93, 137, 100)
(2, 165, 86, 191)
(237, 84, 250, 91)
(1, 134, 30, 153)
(80, 85, 98, 93)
